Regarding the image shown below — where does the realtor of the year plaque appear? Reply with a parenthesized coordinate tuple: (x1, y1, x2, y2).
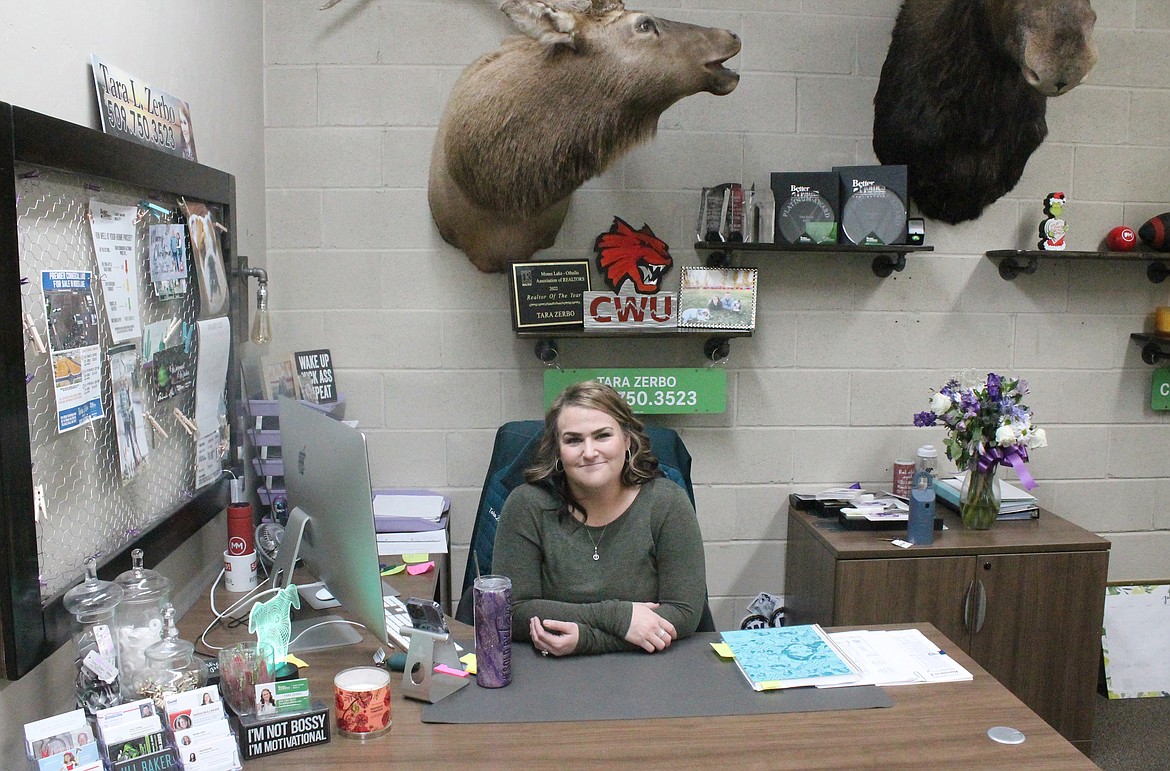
(510, 260, 591, 330)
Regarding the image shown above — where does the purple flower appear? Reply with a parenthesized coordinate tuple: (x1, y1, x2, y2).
(913, 411, 937, 427)
(986, 372, 1002, 400)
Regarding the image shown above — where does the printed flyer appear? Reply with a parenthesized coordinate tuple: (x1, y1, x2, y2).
(89, 199, 143, 343)
(41, 270, 105, 433)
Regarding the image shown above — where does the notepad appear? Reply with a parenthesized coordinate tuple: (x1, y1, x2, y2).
(720, 624, 862, 690)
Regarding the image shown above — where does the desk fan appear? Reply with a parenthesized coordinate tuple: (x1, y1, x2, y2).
(255, 521, 285, 568)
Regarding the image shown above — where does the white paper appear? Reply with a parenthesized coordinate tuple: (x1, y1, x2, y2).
(373, 494, 445, 522)
(827, 628, 973, 687)
(193, 318, 230, 435)
(194, 431, 221, 489)
(88, 199, 142, 343)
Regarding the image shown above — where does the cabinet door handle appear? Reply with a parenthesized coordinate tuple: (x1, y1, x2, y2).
(962, 580, 976, 633)
(973, 579, 987, 634)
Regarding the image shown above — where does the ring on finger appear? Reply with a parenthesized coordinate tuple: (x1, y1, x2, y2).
(541, 649, 550, 656)
(656, 629, 667, 638)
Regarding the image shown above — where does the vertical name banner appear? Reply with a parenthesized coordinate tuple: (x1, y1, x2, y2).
(91, 55, 198, 161)
(544, 368, 727, 414)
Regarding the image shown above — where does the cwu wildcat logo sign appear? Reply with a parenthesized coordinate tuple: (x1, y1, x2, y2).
(586, 217, 676, 329)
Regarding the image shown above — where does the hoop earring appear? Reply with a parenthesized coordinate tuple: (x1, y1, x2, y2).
(626, 448, 633, 464)
(554, 458, 564, 473)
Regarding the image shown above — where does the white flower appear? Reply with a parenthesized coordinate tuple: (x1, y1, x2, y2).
(1025, 427, 1047, 449)
(995, 424, 1017, 446)
(930, 391, 951, 413)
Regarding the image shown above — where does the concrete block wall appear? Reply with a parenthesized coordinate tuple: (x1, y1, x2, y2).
(263, 0, 1170, 628)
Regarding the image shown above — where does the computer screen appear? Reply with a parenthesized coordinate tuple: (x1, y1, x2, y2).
(272, 397, 388, 651)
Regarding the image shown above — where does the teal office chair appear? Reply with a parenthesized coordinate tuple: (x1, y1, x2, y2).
(455, 420, 715, 632)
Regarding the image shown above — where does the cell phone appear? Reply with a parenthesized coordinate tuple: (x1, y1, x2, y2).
(405, 597, 447, 634)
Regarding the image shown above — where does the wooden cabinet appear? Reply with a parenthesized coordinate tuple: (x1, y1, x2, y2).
(785, 506, 1109, 755)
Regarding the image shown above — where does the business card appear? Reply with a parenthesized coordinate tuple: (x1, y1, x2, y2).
(168, 701, 224, 732)
(181, 734, 240, 771)
(174, 717, 231, 751)
(99, 714, 163, 747)
(164, 684, 221, 718)
(255, 678, 310, 715)
(24, 709, 91, 758)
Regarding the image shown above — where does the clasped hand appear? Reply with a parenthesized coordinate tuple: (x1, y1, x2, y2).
(530, 602, 676, 657)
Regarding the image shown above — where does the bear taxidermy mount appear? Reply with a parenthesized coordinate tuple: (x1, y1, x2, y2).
(872, 0, 1097, 225)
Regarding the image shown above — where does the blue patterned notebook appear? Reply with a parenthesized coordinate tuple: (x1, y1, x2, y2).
(721, 624, 862, 690)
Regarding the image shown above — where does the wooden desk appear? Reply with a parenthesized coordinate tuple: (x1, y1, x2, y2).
(785, 505, 1109, 754)
(183, 576, 1095, 769)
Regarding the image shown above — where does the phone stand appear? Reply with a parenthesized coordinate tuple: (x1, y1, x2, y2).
(399, 627, 470, 703)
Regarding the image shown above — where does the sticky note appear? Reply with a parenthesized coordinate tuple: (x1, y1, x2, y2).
(380, 564, 405, 576)
(402, 553, 430, 564)
(434, 664, 468, 678)
(711, 642, 734, 659)
(460, 653, 477, 675)
(406, 561, 434, 575)
(285, 654, 309, 669)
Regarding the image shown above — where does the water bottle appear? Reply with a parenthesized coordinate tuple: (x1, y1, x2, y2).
(907, 470, 935, 545)
(915, 444, 939, 478)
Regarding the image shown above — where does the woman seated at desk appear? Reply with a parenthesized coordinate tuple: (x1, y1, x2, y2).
(493, 381, 707, 657)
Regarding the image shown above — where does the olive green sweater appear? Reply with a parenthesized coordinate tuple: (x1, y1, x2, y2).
(492, 477, 706, 655)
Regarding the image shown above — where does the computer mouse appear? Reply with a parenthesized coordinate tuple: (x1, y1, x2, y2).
(315, 587, 335, 602)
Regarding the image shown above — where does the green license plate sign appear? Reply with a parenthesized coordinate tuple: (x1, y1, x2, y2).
(1152, 368, 1170, 410)
(544, 368, 727, 414)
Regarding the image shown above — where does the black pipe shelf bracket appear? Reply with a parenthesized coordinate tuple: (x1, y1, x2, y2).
(986, 250, 1170, 283)
(1130, 333, 1170, 366)
(694, 241, 931, 278)
(521, 328, 751, 363)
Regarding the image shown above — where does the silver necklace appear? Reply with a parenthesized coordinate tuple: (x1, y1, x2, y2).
(584, 523, 609, 561)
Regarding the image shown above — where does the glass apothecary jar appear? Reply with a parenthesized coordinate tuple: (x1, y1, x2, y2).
(113, 548, 174, 698)
(62, 557, 124, 716)
(135, 604, 207, 709)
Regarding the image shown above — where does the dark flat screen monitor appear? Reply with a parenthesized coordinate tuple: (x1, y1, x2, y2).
(273, 397, 388, 651)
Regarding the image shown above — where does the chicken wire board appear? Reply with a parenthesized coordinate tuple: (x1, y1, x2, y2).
(1101, 583, 1170, 698)
(16, 164, 228, 601)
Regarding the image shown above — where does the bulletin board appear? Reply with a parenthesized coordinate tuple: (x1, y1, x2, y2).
(1101, 582, 1170, 698)
(0, 102, 245, 679)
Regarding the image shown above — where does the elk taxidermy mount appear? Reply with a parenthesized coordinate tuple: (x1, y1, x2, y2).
(872, 0, 1097, 225)
(326, 0, 741, 272)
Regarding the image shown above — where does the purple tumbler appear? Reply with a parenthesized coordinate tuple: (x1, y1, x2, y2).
(473, 575, 512, 688)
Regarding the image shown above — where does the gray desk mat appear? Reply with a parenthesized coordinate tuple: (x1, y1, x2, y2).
(421, 632, 892, 724)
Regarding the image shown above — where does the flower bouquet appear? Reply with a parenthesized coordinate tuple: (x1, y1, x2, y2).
(913, 373, 1046, 529)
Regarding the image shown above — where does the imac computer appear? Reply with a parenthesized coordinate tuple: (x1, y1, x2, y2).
(272, 397, 389, 651)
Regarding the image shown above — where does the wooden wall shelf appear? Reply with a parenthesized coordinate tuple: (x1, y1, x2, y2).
(694, 241, 934, 278)
(986, 249, 1170, 282)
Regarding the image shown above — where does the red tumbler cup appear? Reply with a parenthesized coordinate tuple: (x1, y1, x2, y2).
(227, 503, 254, 557)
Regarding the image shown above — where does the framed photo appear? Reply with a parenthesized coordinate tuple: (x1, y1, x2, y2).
(510, 260, 591, 330)
(261, 353, 299, 400)
(678, 267, 758, 331)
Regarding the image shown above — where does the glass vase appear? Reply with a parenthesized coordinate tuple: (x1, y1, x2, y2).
(960, 465, 1001, 530)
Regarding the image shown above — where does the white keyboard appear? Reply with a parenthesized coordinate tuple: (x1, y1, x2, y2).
(383, 595, 412, 651)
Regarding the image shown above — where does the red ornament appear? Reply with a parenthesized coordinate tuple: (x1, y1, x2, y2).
(1106, 225, 1137, 252)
